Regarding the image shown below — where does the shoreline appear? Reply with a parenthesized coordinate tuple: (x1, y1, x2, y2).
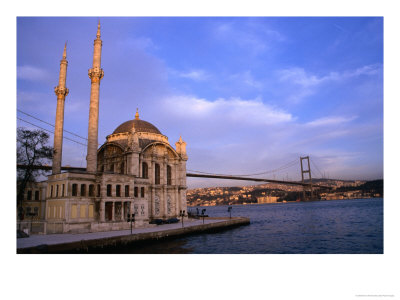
(17, 217, 250, 254)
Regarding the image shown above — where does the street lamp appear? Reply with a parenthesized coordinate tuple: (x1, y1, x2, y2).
(18, 207, 24, 230)
(179, 210, 185, 228)
(228, 206, 232, 219)
(27, 212, 36, 233)
(127, 213, 135, 234)
(201, 209, 206, 224)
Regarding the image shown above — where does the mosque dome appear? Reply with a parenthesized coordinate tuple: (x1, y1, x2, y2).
(112, 109, 162, 135)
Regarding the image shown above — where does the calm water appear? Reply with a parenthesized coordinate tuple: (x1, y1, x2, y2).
(108, 198, 383, 254)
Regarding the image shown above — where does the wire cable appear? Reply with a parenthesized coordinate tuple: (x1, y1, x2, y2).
(17, 109, 88, 141)
(187, 158, 299, 177)
(310, 158, 324, 178)
(18, 117, 87, 147)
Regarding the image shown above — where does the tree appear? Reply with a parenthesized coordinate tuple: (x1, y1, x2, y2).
(17, 128, 53, 207)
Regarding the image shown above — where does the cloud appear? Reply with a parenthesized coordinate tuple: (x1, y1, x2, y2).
(214, 20, 285, 55)
(279, 64, 382, 88)
(229, 71, 262, 89)
(17, 90, 44, 103)
(279, 68, 337, 88)
(174, 69, 211, 81)
(344, 64, 381, 77)
(121, 36, 156, 51)
(65, 98, 87, 114)
(306, 115, 358, 127)
(17, 65, 51, 82)
(163, 95, 293, 125)
(277, 64, 382, 103)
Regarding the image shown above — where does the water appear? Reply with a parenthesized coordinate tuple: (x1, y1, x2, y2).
(108, 198, 384, 254)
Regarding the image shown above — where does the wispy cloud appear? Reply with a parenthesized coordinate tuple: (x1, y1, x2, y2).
(65, 99, 87, 114)
(119, 36, 156, 51)
(279, 64, 381, 88)
(306, 115, 358, 127)
(279, 68, 330, 87)
(173, 69, 211, 81)
(277, 64, 382, 103)
(214, 20, 285, 54)
(163, 95, 293, 125)
(229, 71, 262, 89)
(344, 64, 381, 77)
(17, 65, 51, 82)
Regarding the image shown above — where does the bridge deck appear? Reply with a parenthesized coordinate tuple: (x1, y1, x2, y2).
(17, 165, 332, 189)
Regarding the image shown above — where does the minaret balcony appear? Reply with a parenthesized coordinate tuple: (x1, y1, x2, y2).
(54, 86, 69, 97)
(88, 67, 104, 81)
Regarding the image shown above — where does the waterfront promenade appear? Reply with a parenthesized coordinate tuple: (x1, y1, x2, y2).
(17, 217, 250, 253)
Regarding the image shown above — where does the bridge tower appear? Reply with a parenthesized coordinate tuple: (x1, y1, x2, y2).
(300, 156, 313, 201)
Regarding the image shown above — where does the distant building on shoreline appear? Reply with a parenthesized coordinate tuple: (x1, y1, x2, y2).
(257, 196, 279, 204)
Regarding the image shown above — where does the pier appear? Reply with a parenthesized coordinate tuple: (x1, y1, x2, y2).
(17, 217, 250, 253)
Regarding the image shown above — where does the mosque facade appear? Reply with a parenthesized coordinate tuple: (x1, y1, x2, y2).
(20, 22, 188, 234)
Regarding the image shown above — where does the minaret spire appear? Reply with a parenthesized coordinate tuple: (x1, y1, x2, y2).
(96, 20, 101, 39)
(62, 42, 67, 59)
(87, 21, 104, 173)
(135, 108, 140, 120)
(52, 43, 69, 174)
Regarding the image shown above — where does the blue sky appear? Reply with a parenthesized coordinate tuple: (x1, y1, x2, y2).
(16, 17, 383, 187)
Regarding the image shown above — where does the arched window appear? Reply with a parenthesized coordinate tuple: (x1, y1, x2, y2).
(142, 162, 148, 179)
(134, 187, 138, 198)
(56, 185, 59, 197)
(125, 185, 130, 197)
(116, 185, 121, 197)
(72, 184, 77, 196)
(35, 190, 39, 200)
(81, 184, 86, 196)
(27, 190, 32, 201)
(89, 184, 95, 197)
(141, 187, 145, 198)
(97, 184, 101, 197)
(120, 162, 125, 174)
(167, 165, 172, 185)
(155, 163, 160, 184)
(107, 184, 112, 197)
(50, 185, 54, 198)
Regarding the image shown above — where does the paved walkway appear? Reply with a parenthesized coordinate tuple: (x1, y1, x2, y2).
(17, 218, 225, 250)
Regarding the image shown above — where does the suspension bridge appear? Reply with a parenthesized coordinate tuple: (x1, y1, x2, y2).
(17, 109, 333, 200)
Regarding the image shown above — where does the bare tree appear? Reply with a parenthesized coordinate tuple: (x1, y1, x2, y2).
(17, 128, 53, 208)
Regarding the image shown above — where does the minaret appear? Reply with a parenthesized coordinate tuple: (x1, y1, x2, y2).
(52, 43, 69, 174)
(86, 20, 104, 173)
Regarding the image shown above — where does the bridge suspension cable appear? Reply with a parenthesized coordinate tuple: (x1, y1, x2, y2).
(310, 158, 325, 179)
(187, 158, 299, 177)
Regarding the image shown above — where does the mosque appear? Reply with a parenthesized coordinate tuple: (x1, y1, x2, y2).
(20, 22, 189, 234)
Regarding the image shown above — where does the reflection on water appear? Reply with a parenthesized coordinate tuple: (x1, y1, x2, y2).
(96, 198, 383, 254)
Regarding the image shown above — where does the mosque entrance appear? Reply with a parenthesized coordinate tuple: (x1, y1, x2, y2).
(115, 202, 122, 221)
(105, 202, 113, 221)
(123, 202, 129, 220)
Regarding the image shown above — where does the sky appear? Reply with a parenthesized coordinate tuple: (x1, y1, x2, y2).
(16, 17, 384, 187)
(6, 2, 400, 298)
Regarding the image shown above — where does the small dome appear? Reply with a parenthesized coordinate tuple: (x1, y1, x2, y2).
(113, 119, 162, 135)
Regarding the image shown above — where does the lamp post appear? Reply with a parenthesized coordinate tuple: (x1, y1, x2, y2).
(201, 209, 206, 224)
(180, 210, 185, 228)
(228, 206, 232, 219)
(27, 212, 36, 233)
(127, 213, 135, 234)
(18, 207, 24, 231)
